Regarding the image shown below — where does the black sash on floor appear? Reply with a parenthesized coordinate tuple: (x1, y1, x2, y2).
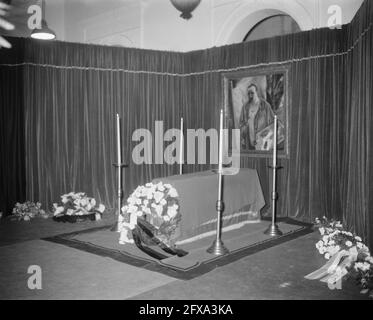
(132, 219, 188, 260)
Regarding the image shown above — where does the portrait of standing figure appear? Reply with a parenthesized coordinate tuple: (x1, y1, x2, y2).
(224, 66, 289, 158)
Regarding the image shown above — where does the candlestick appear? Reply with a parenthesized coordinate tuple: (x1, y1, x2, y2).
(218, 109, 223, 173)
(273, 115, 277, 168)
(179, 117, 183, 175)
(116, 114, 121, 165)
(207, 109, 229, 255)
(264, 115, 282, 236)
(111, 113, 124, 232)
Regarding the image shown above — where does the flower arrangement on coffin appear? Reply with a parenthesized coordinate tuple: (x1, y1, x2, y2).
(11, 201, 49, 221)
(52, 192, 105, 223)
(118, 182, 181, 247)
(308, 216, 373, 298)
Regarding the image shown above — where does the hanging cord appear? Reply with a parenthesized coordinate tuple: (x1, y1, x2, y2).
(1, 22, 371, 76)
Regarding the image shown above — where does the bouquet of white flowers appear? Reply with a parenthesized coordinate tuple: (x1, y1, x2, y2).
(312, 217, 373, 297)
(11, 201, 49, 221)
(118, 182, 181, 247)
(52, 192, 105, 222)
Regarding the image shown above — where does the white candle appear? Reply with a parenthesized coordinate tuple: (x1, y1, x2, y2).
(218, 109, 224, 172)
(116, 114, 121, 165)
(273, 115, 277, 168)
(179, 117, 183, 174)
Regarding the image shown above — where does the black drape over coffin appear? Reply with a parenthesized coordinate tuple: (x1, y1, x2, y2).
(0, 0, 372, 248)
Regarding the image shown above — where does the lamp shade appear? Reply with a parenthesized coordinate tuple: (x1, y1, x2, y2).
(170, 0, 201, 20)
(31, 19, 56, 40)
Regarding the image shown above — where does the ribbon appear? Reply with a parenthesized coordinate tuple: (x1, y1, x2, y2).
(305, 250, 357, 286)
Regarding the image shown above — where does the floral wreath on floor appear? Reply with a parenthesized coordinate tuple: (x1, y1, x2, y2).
(307, 216, 373, 298)
(52, 192, 105, 222)
(118, 182, 181, 248)
(11, 201, 49, 221)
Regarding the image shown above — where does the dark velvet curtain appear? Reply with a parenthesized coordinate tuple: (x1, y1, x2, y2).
(0, 0, 371, 248)
(0, 39, 26, 216)
(342, 0, 373, 249)
(185, 27, 347, 219)
(17, 41, 188, 212)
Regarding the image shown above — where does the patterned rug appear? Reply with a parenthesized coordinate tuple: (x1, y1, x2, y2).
(43, 217, 313, 280)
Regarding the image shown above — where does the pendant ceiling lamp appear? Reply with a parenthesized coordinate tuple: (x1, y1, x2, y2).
(170, 0, 201, 20)
(31, 0, 55, 40)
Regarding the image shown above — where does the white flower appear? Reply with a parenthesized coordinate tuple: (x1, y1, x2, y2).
(135, 210, 143, 217)
(325, 253, 331, 260)
(127, 205, 138, 214)
(90, 198, 96, 207)
(141, 206, 151, 215)
(129, 213, 138, 229)
(316, 240, 323, 249)
(154, 205, 163, 217)
(355, 236, 362, 242)
(128, 196, 137, 205)
(345, 241, 353, 247)
(66, 209, 74, 216)
(119, 228, 134, 244)
(163, 215, 170, 222)
(97, 204, 105, 213)
(319, 227, 325, 235)
(154, 191, 164, 203)
(53, 206, 65, 216)
(82, 198, 89, 207)
(167, 204, 178, 219)
(357, 242, 363, 249)
(168, 187, 179, 198)
(322, 235, 329, 244)
(160, 198, 167, 206)
(349, 246, 358, 257)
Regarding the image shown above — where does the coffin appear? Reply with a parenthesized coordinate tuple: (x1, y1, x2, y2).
(152, 168, 265, 244)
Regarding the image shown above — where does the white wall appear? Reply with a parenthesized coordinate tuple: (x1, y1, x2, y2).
(141, 0, 364, 51)
(6, 0, 365, 51)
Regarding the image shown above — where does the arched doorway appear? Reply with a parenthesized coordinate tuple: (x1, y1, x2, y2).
(244, 14, 301, 42)
(215, 3, 313, 46)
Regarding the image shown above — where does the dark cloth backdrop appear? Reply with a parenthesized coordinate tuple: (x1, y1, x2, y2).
(0, 0, 372, 248)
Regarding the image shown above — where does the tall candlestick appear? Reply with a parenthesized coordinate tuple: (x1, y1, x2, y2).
(273, 115, 277, 168)
(111, 113, 124, 232)
(264, 114, 282, 236)
(207, 108, 229, 255)
(218, 109, 224, 173)
(179, 117, 183, 175)
(116, 114, 121, 165)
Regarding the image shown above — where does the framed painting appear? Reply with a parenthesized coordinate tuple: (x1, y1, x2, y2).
(223, 64, 290, 158)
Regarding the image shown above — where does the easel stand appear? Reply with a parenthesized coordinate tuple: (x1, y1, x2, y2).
(111, 163, 126, 232)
